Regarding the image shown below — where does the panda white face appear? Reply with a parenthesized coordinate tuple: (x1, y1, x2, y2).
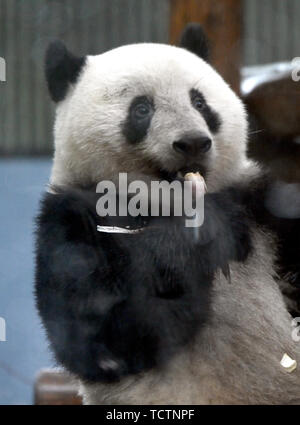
(48, 33, 248, 191)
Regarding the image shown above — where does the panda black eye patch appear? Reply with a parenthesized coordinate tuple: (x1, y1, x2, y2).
(122, 96, 155, 144)
(190, 89, 221, 134)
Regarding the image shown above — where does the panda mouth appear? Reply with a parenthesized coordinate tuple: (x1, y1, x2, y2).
(146, 157, 207, 182)
(177, 164, 207, 178)
(159, 164, 207, 182)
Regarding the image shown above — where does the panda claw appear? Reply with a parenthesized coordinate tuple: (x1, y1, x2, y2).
(98, 358, 120, 372)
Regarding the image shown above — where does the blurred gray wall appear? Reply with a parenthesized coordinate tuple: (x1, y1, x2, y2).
(0, 0, 299, 156)
(243, 0, 300, 65)
(0, 0, 170, 156)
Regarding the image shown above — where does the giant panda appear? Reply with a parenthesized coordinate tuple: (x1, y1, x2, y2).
(35, 24, 300, 404)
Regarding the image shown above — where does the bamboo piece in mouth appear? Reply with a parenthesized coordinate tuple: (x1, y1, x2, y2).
(184, 172, 207, 194)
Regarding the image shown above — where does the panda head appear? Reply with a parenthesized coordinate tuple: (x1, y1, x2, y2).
(46, 24, 248, 191)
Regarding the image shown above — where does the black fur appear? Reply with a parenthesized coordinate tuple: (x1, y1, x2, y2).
(45, 41, 86, 102)
(272, 217, 300, 316)
(179, 23, 210, 62)
(190, 89, 221, 134)
(35, 185, 252, 383)
(122, 96, 155, 144)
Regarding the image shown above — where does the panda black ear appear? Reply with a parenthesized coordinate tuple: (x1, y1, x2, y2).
(45, 41, 86, 102)
(179, 23, 210, 62)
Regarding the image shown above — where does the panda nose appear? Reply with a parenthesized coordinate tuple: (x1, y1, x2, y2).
(173, 133, 212, 157)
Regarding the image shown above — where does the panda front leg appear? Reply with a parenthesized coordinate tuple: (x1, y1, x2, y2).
(35, 185, 251, 383)
(35, 187, 210, 382)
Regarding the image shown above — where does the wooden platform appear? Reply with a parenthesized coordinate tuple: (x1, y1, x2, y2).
(34, 369, 82, 405)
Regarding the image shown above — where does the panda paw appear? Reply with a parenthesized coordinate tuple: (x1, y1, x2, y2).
(95, 346, 129, 382)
